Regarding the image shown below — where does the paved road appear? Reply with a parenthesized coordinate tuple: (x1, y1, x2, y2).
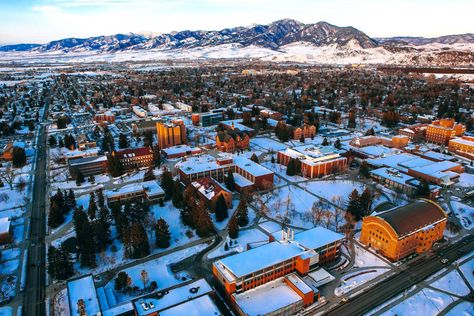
(24, 106, 49, 316)
(322, 234, 474, 316)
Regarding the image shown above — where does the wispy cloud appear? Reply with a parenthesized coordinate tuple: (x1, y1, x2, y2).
(31, 5, 62, 13)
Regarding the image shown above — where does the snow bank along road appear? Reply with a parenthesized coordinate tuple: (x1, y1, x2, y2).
(323, 234, 474, 316)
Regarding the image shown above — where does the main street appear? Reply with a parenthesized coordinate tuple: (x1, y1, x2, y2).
(23, 102, 49, 316)
(321, 234, 474, 316)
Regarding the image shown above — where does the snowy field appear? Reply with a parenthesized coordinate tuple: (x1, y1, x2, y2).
(456, 173, 474, 188)
(380, 288, 456, 316)
(446, 302, 474, 316)
(459, 257, 474, 289)
(260, 185, 324, 229)
(150, 201, 199, 248)
(301, 180, 365, 206)
(208, 228, 268, 259)
(450, 201, 474, 230)
(431, 270, 471, 296)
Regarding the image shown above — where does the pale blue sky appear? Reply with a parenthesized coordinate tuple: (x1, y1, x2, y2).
(0, 0, 472, 44)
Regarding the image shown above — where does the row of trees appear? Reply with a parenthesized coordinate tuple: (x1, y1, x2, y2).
(48, 188, 77, 228)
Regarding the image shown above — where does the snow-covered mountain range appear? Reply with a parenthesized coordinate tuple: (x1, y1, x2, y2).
(0, 19, 473, 66)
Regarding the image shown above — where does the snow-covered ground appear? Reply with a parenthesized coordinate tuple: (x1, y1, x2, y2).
(260, 184, 324, 228)
(150, 201, 199, 248)
(446, 302, 474, 316)
(455, 173, 474, 188)
(380, 288, 457, 316)
(431, 270, 471, 296)
(459, 257, 474, 289)
(450, 201, 474, 230)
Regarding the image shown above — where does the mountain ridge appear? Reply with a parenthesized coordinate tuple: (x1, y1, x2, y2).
(1, 19, 472, 53)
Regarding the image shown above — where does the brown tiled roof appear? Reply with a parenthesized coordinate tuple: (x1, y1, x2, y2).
(376, 199, 447, 238)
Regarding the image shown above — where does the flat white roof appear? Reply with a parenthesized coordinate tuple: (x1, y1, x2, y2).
(134, 279, 213, 316)
(233, 172, 254, 187)
(234, 156, 273, 177)
(370, 167, 415, 186)
(176, 155, 226, 175)
(67, 275, 101, 316)
(293, 226, 344, 250)
(159, 295, 220, 316)
(161, 145, 201, 156)
(217, 241, 304, 279)
(234, 277, 303, 316)
(279, 145, 343, 166)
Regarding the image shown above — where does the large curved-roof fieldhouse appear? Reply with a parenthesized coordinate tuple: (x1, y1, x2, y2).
(375, 199, 447, 238)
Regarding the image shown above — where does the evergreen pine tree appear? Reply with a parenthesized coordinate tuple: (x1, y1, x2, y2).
(143, 167, 156, 181)
(360, 188, 373, 217)
(87, 192, 97, 220)
(194, 201, 214, 237)
(228, 216, 239, 239)
(286, 158, 295, 176)
(215, 195, 229, 222)
(155, 218, 171, 248)
(12, 146, 27, 168)
(73, 209, 97, 268)
(250, 153, 259, 164)
(347, 189, 362, 221)
(48, 200, 65, 228)
(118, 133, 129, 149)
(224, 169, 235, 191)
(359, 161, 370, 178)
(47, 245, 59, 279)
(58, 244, 74, 279)
(127, 221, 150, 259)
(322, 137, 329, 146)
(76, 171, 85, 186)
(97, 189, 105, 210)
(236, 199, 249, 227)
(334, 138, 341, 149)
(152, 145, 161, 167)
(171, 180, 183, 209)
(160, 168, 174, 200)
(48, 135, 57, 147)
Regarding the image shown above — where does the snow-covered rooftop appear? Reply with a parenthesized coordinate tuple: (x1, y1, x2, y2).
(234, 156, 273, 177)
(134, 279, 213, 316)
(293, 226, 344, 250)
(176, 154, 226, 175)
(67, 275, 101, 316)
(217, 241, 305, 279)
(233, 277, 303, 316)
(279, 144, 343, 166)
(159, 295, 220, 316)
(161, 144, 201, 156)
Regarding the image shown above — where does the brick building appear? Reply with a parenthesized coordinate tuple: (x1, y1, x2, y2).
(156, 119, 187, 149)
(277, 145, 347, 178)
(115, 147, 154, 171)
(68, 155, 108, 179)
(360, 199, 447, 261)
(216, 131, 250, 152)
(191, 177, 232, 211)
(426, 118, 465, 145)
(292, 124, 316, 140)
(213, 227, 342, 313)
(448, 136, 474, 159)
(176, 155, 273, 191)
